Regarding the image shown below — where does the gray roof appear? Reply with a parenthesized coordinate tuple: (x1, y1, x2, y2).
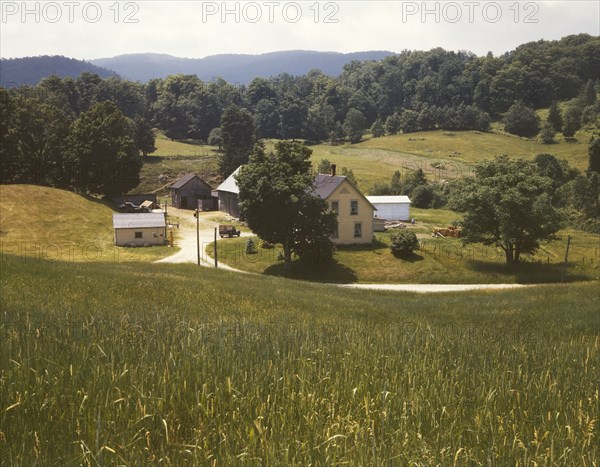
(216, 167, 241, 194)
(313, 174, 346, 199)
(171, 173, 200, 190)
(113, 213, 166, 229)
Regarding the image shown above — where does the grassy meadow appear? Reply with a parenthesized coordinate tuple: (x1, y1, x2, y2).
(0, 185, 179, 262)
(208, 208, 600, 284)
(1, 257, 598, 465)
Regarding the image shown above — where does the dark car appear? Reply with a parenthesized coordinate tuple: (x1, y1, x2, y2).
(118, 202, 149, 213)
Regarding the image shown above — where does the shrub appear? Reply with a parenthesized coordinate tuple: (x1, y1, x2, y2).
(504, 102, 540, 137)
(245, 238, 257, 255)
(410, 185, 434, 208)
(259, 240, 274, 249)
(538, 122, 556, 144)
(389, 230, 419, 258)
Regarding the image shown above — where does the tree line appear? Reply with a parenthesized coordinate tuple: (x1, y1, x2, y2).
(1, 33, 598, 193)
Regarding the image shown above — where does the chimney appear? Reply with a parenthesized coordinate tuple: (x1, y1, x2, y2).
(330, 164, 336, 177)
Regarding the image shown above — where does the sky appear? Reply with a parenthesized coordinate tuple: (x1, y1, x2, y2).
(1, 1, 599, 59)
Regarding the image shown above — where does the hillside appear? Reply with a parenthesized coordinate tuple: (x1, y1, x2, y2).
(0, 55, 118, 86)
(90, 50, 395, 83)
(0, 185, 173, 262)
(1, 257, 598, 464)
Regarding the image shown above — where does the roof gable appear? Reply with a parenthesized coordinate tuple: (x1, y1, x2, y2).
(216, 167, 241, 194)
(171, 173, 210, 190)
(313, 174, 376, 210)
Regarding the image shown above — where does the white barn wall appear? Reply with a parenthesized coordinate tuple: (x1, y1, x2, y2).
(372, 203, 410, 221)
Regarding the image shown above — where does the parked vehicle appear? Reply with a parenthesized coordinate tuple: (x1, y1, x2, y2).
(118, 202, 149, 213)
(219, 225, 241, 238)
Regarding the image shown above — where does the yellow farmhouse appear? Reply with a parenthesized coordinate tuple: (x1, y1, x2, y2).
(314, 172, 376, 245)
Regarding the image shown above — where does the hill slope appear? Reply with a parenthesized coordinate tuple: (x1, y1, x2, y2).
(90, 50, 395, 83)
(0, 185, 171, 262)
(0, 55, 119, 86)
(1, 256, 598, 464)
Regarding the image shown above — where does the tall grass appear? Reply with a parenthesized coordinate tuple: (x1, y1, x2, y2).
(1, 257, 598, 465)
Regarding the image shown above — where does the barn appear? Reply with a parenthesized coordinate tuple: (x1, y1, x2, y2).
(170, 174, 214, 210)
(113, 213, 166, 247)
(215, 167, 241, 218)
(366, 196, 412, 221)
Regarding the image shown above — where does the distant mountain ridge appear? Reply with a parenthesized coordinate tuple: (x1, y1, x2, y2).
(0, 55, 119, 86)
(90, 50, 396, 83)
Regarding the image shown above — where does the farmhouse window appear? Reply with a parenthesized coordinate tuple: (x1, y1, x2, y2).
(331, 201, 339, 214)
(354, 222, 362, 238)
(350, 200, 358, 215)
(135, 231, 143, 239)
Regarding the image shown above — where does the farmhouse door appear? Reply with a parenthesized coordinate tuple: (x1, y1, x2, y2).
(181, 196, 188, 209)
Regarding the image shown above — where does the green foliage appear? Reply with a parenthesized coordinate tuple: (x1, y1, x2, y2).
(453, 156, 562, 264)
(410, 185, 434, 208)
(589, 137, 600, 173)
(245, 237, 257, 254)
(340, 167, 357, 185)
(547, 101, 563, 132)
(133, 117, 156, 157)
(344, 108, 366, 144)
(236, 141, 336, 269)
(562, 105, 583, 137)
(317, 158, 331, 174)
(219, 105, 255, 177)
(389, 230, 419, 257)
(385, 113, 402, 135)
(504, 102, 540, 137)
(538, 122, 556, 144)
(68, 101, 141, 195)
(370, 118, 385, 137)
(207, 127, 222, 148)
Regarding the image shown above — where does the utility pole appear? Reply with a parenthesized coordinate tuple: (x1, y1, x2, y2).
(214, 227, 218, 268)
(196, 209, 200, 266)
(561, 235, 571, 282)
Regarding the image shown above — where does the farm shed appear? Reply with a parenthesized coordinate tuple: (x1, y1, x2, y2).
(215, 167, 241, 218)
(113, 213, 166, 247)
(366, 196, 411, 221)
(170, 174, 214, 210)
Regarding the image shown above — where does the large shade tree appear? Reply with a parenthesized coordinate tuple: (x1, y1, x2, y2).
(451, 156, 562, 264)
(68, 101, 141, 195)
(236, 141, 336, 269)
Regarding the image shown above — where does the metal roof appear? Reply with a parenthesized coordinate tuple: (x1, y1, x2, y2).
(216, 167, 241, 194)
(113, 213, 166, 229)
(366, 196, 412, 204)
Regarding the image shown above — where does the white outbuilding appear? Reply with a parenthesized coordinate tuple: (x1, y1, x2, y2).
(366, 196, 412, 221)
(113, 213, 166, 247)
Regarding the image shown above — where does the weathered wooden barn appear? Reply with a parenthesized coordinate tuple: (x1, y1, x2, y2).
(113, 213, 166, 246)
(170, 174, 214, 210)
(215, 167, 240, 218)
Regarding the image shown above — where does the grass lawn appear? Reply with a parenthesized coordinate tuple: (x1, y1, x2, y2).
(208, 208, 599, 284)
(1, 257, 598, 464)
(152, 131, 218, 158)
(0, 185, 180, 262)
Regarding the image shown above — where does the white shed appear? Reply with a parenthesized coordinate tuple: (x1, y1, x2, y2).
(113, 213, 166, 246)
(366, 196, 412, 221)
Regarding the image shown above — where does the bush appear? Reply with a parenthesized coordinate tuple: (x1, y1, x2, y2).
(245, 238, 257, 255)
(259, 240, 274, 249)
(504, 102, 540, 137)
(410, 185, 434, 208)
(298, 238, 336, 269)
(538, 122, 556, 144)
(389, 231, 419, 258)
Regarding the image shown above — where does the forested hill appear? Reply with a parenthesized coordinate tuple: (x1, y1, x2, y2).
(90, 50, 396, 83)
(0, 55, 119, 86)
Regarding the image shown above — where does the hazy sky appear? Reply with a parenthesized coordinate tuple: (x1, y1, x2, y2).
(1, 1, 599, 59)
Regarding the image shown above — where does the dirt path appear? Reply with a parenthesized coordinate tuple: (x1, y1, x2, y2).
(155, 209, 250, 271)
(156, 209, 530, 293)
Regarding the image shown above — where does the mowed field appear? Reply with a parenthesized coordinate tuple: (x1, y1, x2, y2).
(1, 258, 598, 464)
(208, 207, 600, 284)
(0, 185, 179, 262)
